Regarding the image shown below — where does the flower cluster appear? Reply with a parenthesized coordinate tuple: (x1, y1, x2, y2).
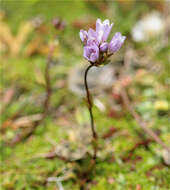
(80, 19, 126, 66)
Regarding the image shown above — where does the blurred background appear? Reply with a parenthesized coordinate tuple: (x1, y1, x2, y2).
(0, 0, 170, 190)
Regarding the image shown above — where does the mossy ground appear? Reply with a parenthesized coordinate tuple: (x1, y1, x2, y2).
(0, 1, 169, 189)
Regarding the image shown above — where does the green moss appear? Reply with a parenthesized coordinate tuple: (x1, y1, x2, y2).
(0, 1, 169, 189)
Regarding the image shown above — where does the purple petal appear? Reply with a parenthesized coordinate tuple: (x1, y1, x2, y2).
(83, 46, 91, 60)
(87, 28, 99, 46)
(100, 42, 108, 52)
(83, 44, 99, 63)
(108, 32, 126, 53)
(103, 19, 110, 25)
(88, 28, 97, 38)
(90, 53, 98, 62)
(95, 18, 114, 43)
(80, 29, 88, 43)
(96, 18, 103, 34)
(102, 23, 113, 42)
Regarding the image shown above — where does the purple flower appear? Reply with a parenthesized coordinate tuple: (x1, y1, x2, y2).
(80, 18, 126, 64)
(83, 44, 99, 63)
(96, 19, 113, 43)
(80, 29, 99, 46)
(100, 42, 108, 52)
(108, 32, 126, 54)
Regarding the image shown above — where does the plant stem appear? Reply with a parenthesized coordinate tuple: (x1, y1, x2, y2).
(84, 64, 98, 160)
